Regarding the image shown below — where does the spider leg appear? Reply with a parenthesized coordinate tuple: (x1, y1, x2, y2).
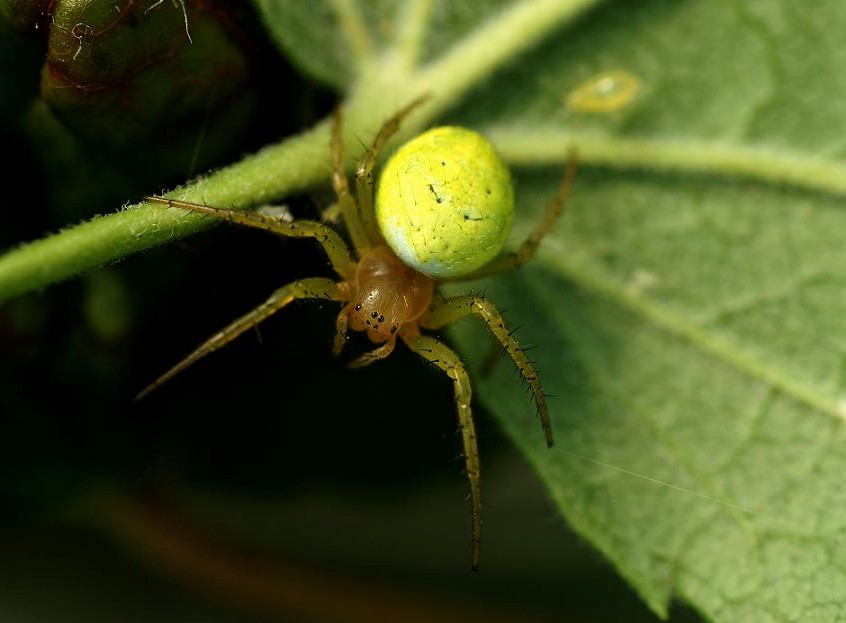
(347, 338, 396, 369)
(136, 277, 341, 400)
(331, 107, 370, 253)
(402, 331, 481, 571)
(354, 95, 429, 243)
(320, 202, 342, 225)
(422, 295, 553, 448)
(144, 197, 355, 278)
(449, 150, 578, 281)
(332, 306, 350, 357)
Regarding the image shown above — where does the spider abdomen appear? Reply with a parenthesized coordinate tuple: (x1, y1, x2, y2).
(349, 245, 434, 343)
(375, 126, 514, 279)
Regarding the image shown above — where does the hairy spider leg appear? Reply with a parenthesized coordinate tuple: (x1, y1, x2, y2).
(354, 95, 430, 244)
(143, 197, 355, 277)
(136, 278, 341, 400)
(331, 108, 370, 253)
(422, 295, 553, 448)
(401, 332, 482, 571)
(449, 150, 578, 281)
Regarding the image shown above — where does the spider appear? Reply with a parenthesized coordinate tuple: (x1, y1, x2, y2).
(139, 98, 577, 569)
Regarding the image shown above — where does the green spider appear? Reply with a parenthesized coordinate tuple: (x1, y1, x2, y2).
(139, 98, 576, 569)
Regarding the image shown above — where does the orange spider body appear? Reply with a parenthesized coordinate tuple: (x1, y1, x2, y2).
(343, 244, 435, 344)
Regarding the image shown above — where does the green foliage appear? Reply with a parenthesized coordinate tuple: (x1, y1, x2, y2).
(3, 0, 846, 620)
(41, 0, 254, 151)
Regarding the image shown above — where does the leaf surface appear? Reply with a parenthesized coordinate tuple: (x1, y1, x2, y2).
(440, 1, 846, 618)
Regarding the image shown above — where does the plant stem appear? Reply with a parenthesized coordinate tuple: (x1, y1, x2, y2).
(0, 121, 331, 301)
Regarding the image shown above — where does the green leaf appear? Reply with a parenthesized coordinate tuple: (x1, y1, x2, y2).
(450, 1, 846, 619)
(3, 0, 846, 620)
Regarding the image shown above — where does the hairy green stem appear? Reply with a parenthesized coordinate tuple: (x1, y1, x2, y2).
(0, 121, 330, 300)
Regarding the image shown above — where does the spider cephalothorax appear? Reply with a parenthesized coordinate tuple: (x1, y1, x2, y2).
(341, 244, 434, 346)
(139, 98, 576, 569)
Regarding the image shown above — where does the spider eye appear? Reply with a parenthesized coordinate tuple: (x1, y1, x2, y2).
(375, 126, 513, 279)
